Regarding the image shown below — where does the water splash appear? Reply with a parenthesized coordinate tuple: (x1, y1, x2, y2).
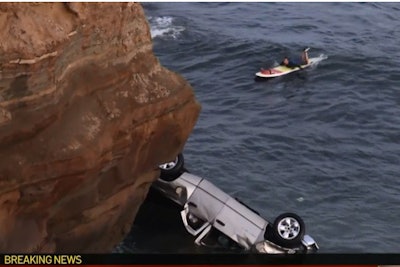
(148, 16, 185, 39)
(312, 53, 329, 64)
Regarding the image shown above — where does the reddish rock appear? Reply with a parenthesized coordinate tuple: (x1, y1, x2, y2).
(0, 3, 201, 252)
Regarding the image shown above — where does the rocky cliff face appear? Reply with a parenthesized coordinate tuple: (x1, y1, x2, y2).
(0, 3, 200, 252)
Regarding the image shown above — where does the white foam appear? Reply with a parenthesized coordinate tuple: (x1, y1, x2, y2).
(148, 16, 185, 40)
(312, 54, 329, 64)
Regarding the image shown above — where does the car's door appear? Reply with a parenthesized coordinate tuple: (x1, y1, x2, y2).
(181, 179, 230, 236)
(186, 179, 230, 221)
(212, 197, 268, 249)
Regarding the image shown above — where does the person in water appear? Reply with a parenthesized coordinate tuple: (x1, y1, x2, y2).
(280, 47, 310, 69)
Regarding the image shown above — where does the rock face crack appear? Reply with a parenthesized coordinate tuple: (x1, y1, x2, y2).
(0, 2, 201, 252)
(9, 51, 58, 65)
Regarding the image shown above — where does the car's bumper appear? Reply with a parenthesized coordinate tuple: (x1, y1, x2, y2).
(254, 235, 319, 254)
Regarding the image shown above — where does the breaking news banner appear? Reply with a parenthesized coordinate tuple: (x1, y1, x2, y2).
(2, 255, 82, 265)
(0, 254, 399, 266)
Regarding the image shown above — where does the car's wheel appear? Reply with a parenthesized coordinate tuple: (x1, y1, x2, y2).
(272, 212, 305, 248)
(158, 153, 184, 181)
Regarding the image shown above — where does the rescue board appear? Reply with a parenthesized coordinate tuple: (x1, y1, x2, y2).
(255, 54, 327, 79)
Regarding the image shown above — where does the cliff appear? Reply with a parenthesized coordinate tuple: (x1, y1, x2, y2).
(0, 3, 201, 252)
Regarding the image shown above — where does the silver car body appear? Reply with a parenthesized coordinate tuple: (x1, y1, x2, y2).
(153, 171, 319, 253)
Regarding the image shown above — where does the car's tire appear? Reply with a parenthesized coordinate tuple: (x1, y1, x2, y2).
(158, 153, 184, 181)
(272, 212, 305, 248)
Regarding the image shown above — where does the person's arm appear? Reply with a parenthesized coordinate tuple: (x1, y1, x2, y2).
(302, 48, 310, 64)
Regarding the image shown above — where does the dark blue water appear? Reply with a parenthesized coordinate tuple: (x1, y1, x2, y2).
(118, 3, 400, 253)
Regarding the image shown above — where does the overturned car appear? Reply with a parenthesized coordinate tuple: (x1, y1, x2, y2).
(154, 154, 319, 254)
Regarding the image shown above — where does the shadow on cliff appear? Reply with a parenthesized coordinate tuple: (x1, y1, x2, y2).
(115, 188, 238, 253)
(4, 74, 30, 100)
(115, 188, 202, 253)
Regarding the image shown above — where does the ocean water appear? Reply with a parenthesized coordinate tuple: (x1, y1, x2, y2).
(118, 2, 400, 253)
